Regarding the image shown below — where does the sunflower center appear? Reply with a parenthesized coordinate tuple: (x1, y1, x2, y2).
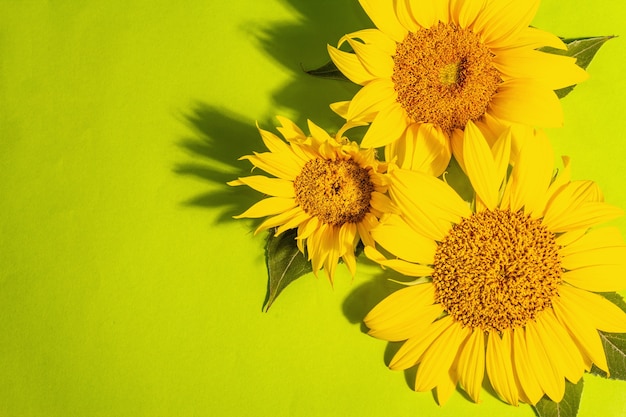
(439, 63, 460, 86)
(392, 22, 501, 133)
(432, 209, 562, 332)
(293, 158, 374, 226)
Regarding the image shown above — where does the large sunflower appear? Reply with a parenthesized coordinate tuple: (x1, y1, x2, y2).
(229, 117, 395, 281)
(364, 122, 626, 405)
(328, 0, 588, 164)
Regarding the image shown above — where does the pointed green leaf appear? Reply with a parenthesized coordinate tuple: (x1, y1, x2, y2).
(304, 60, 348, 81)
(263, 228, 312, 311)
(589, 292, 626, 380)
(541, 36, 615, 98)
(532, 379, 584, 417)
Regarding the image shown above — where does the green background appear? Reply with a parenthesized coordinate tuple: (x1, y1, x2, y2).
(1, 1, 625, 416)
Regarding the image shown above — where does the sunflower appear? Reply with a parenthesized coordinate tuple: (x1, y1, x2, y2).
(328, 0, 589, 165)
(229, 117, 395, 281)
(363, 122, 626, 405)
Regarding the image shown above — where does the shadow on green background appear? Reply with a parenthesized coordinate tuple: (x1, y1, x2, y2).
(175, 104, 262, 223)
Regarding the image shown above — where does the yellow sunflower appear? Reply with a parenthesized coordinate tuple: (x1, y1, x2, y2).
(328, 0, 589, 163)
(228, 117, 395, 281)
(364, 122, 626, 405)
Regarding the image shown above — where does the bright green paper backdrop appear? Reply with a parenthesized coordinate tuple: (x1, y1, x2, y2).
(1, 1, 626, 416)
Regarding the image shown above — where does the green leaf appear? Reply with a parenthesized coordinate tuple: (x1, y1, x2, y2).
(589, 292, 626, 380)
(304, 60, 348, 81)
(532, 379, 584, 417)
(541, 36, 615, 98)
(263, 228, 312, 311)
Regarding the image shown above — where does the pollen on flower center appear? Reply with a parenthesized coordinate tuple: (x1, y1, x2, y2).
(432, 209, 562, 332)
(293, 158, 374, 226)
(439, 63, 460, 86)
(392, 22, 501, 133)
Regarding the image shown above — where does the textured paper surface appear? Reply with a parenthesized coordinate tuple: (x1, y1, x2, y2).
(1, 1, 625, 416)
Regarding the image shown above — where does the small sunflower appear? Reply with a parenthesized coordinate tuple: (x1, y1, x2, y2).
(328, 0, 588, 162)
(229, 117, 395, 281)
(364, 122, 626, 405)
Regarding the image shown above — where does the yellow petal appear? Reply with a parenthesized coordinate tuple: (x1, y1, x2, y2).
(562, 246, 626, 271)
(394, 0, 418, 32)
(560, 227, 626, 258)
(509, 129, 553, 215)
(289, 141, 318, 163)
(558, 286, 626, 333)
(361, 103, 410, 148)
(358, 0, 408, 42)
(364, 246, 434, 277)
(297, 216, 319, 242)
(330, 101, 350, 119)
(537, 155, 571, 217)
(491, 128, 511, 190)
(368, 302, 441, 342)
(404, 0, 438, 28)
(233, 197, 296, 219)
(544, 202, 623, 233)
(231, 175, 294, 197)
(390, 316, 455, 370)
(327, 45, 374, 85)
(308, 222, 330, 272)
(451, 0, 486, 28)
(436, 371, 458, 406)
(457, 328, 486, 402)
(390, 170, 469, 241)
(385, 123, 451, 177)
(415, 323, 470, 392)
(512, 327, 544, 405)
(525, 320, 565, 402)
(347, 78, 397, 121)
(305, 221, 325, 262)
(241, 153, 299, 180)
(535, 310, 585, 383)
(555, 228, 588, 248)
(494, 49, 588, 90)
(256, 206, 306, 235)
(450, 129, 466, 173)
(432, 0, 450, 24)
(543, 180, 603, 227)
(275, 115, 306, 141)
(476, 111, 509, 146)
(474, 0, 540, 49)
(307, 119, 333, 143)
(365, 284, 443, 341)
(389, 194, 449, 242)
(370, 191, 397, 215)
(486, 330, 519, 405)
(336, 120, 370, 139)
(322, 225, 340, 280)
(356, 212, 379, 247)
(463, 120, 501, 210)
(370, 214, 437, 264)
(347, 38, 395, 78)
(489, 79, 563, 127)
(340, 28, 397, 55)
(274, 209, 311, 236)
(564, 264, 626, 294)
(497, 26, 566, 50)
(552, 294, 609, 373)
(257, 123, 290, 154)
(338, 221, 357, 256)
